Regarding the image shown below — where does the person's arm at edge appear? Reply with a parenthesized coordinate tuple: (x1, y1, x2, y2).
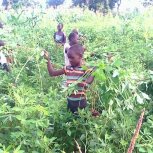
(44, 51, 65, 76)
(46, 59, 65, 76)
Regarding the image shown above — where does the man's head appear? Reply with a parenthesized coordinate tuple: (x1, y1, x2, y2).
(68, 32, 79, 45)
(67, 44, 84, 67)
(72, 29, 79, 35)
(57, 23, 63, 31)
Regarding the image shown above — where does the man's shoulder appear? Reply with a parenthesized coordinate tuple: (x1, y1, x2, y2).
(62, 31, 66, 36)
(64, 43, 70, 48)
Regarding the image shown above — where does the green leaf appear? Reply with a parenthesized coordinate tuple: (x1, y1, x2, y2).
(109, 100, 114, 106)
(67, 129, 71, 136)
(141, 92, 150, 100)
(80, 134, 85, 141)
(139, 147, 146, 152)
(147, 148, 153, 153)
(112, 70, 119, 78)
(113, 59, 123, 68)
(137, 94, 144, 104)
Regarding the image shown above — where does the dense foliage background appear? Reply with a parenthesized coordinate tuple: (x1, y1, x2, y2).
(1, 6, 153, 153)
(2, 0, 153, 12)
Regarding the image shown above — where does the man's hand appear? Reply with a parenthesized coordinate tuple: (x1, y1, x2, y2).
(43, 51, 50, 61)
(43, 50, 65, 77)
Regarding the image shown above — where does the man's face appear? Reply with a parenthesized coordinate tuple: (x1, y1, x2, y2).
(67, 49, 81, 67)
(57, 24, 62, 31)
(71, 34, 79, 45)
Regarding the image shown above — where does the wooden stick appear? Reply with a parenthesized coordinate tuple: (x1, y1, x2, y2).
(74, 139, 82, 153)
(127, 109, 145, 153)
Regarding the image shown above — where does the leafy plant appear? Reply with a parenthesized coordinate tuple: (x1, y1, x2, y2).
(1, 7, 153, 153)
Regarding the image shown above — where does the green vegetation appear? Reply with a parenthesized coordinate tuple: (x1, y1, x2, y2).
(72, 0, 121, 13)
(1, 7, 153, 153)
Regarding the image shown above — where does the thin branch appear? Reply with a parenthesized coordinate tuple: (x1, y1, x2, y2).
(127, 109, 145, 153)
(74, 139, 82, 153)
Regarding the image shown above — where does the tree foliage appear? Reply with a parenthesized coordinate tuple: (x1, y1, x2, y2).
(109, 0, 121, 9)
(72, 0, 87, 7)
(72, 0, 121, 13)
(2, 0, 40, 9)
(47, 0, 65, 8)
(142, 0, 153, 7)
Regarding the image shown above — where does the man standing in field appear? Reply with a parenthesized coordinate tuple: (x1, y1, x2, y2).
(54, 23, 66, 45)
(44, 44, 94, 114)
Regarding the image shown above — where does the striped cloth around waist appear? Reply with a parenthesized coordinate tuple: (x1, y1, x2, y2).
(64, 66, 90, 101)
